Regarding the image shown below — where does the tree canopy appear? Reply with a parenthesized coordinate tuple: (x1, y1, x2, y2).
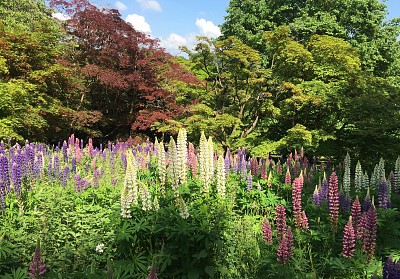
(221, 0, 400, 76)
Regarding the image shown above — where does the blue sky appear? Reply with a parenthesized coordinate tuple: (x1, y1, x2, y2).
(55, 0, 400, 55)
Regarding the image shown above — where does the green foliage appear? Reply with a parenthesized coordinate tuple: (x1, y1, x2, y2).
(0, 0, 80, 142)
(221, 0, 400, 76)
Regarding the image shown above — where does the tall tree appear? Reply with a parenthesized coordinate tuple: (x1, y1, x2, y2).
(50, 0, 199, 139)
(221, 0, 400, 76)
(0, 0, 80, 142)
(180, 36, 277, 149)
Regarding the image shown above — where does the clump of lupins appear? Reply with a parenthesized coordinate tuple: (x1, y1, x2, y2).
(342, 216, 356, 258)
(329, 172, 339, 233)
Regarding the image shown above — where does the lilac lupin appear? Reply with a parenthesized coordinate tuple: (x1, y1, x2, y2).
(319, 172, 329, 202)
(247, 173, 253, 191)
(363, 188, 372, 212)
(0, 154, 10, 194)
(62, 140, 68, 162)
(383, 257, 400, 279)
(339, 191, 351, 212)
(71, 157, 76, 173)
(312, 185, 321, 207)
(61, 166, 70, 187)
(378, 177, 389, 209)
(53, 154, 60, 179)
(121, 152, 127, 170)
(11, 162, 22, 196)
(224, 149, 231, 177)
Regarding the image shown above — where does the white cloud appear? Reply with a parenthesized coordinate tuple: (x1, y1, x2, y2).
(135, 0, 161, 12)
(195, 18, 221, 38)
(126, 14, 152, 34)
(160, 33, 198, 56)
(52, 12, 71, 21)
(115, 1, 128, 11)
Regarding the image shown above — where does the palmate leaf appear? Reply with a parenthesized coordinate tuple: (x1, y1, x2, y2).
(115, 222, 136, 242)
(0, 239, 14, 260)
(1, 267, 29, 279)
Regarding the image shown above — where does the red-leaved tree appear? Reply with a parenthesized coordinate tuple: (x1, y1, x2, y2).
(50, 0, 199, 138)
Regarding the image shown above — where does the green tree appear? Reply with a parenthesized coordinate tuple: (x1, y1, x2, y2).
(0, 0, 80, 142)
(221, 0, 400, 76)
(180, 36, 277, 149)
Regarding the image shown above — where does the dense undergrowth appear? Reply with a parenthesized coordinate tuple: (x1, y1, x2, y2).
(0, 130, 400, 279)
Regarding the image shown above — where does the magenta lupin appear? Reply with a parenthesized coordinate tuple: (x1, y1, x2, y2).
(351, 196, 362, 240)
(329, 172, 339, 232)
(292, 176, 303, 229)
(277, 226, 293, 264)
(262, 217, 273, 244)
(301, 211, 309, 230)
(276, 205, 287, 241)
(342, 216, 356, 258)
(285, 168, 291, 185)
(363, 204, 377, 258)
(29, 240, 46, 279)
